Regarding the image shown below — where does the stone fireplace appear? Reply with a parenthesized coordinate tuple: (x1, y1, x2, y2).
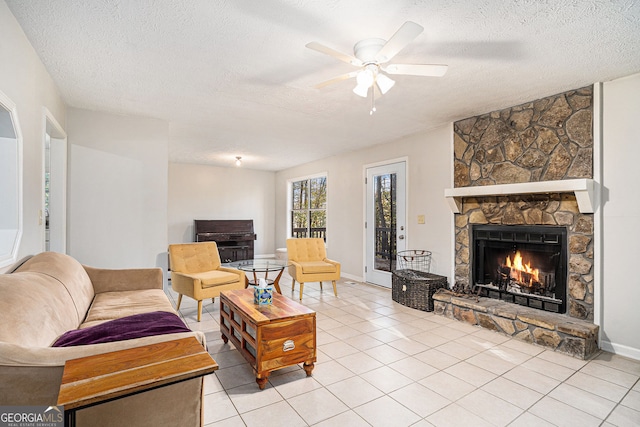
(434, 86, 599, 358)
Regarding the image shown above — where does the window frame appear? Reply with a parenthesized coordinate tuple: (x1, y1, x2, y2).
(0, 89, 23, 269)
(287, 172, 327, 241)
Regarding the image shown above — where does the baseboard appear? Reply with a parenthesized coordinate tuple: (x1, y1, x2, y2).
(600, 339, 640, 361)
(341, 272, 363, 283)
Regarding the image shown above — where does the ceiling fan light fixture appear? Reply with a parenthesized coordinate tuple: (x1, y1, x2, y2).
(353, 82, 370, 98)
(356, 68, 375, 88)
(376, 73, 395, 94)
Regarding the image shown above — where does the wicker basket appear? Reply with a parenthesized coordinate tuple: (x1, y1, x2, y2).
(392, 269, 448, 311)
(397, 250, 432, 272)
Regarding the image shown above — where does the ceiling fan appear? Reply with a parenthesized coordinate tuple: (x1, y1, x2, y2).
(306, 21, 447, 104)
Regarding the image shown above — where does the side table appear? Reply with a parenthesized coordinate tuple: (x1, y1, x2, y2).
(57, 337, 218, 427)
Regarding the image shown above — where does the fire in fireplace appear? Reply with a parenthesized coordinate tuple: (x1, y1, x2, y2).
(472, 225, 567, 313)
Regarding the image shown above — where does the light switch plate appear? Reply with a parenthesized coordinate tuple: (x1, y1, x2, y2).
(417, 214, 425, 224)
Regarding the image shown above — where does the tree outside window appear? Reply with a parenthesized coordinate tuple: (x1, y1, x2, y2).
(291, 176, 326, 240)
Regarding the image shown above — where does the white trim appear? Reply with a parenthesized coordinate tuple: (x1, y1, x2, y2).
(44, 107, 66, 138)
(592, 83, 603, 332)
(42, 107, 68, 253)
(600, 340, 640, 361)
(449, 123, 456, 286)
(444, 179, 595, 213)
(0, 90, 23, 269)
(341, 271, 364, 283)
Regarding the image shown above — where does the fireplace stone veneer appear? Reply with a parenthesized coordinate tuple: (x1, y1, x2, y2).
(438, 86, 598, 358)
(451, 86, 595, 321)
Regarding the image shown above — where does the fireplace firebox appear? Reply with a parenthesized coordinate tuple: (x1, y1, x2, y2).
(472, 225, 568, 313)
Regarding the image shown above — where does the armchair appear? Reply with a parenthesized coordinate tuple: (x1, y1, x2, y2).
(168, 242, 245, 321)
(286, 238, 340, 300)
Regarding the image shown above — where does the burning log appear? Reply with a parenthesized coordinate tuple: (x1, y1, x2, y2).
(494, 250, 550, 296)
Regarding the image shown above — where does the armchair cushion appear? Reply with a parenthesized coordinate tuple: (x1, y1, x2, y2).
(287, 238, 327, 262)
(185, 270, 243, 288)
(299, 261, 338, 274)
(169, 242, 221, 273)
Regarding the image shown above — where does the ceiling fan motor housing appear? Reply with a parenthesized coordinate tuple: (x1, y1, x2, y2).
(353, 38, 387, 64)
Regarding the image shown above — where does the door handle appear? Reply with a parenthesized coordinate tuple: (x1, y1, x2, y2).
(398, 235, 405, 240)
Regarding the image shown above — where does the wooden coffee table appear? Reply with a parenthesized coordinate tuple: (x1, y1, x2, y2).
(57, 337, 218, 426)
(219, 288, 316, 389)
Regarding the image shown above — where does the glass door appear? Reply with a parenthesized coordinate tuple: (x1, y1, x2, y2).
(365, 162, 406, 287)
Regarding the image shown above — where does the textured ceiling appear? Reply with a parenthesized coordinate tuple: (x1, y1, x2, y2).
(6, 0, 640, 171)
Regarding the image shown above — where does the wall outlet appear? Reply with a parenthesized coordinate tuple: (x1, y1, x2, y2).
(417, 214, 425, 224)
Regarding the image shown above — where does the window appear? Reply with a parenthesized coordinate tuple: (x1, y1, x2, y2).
(291, 176, 326, 240)
(0, 90, 23, 269)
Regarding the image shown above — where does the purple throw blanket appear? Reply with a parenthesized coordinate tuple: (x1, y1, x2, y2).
(53, 311, 191, 347)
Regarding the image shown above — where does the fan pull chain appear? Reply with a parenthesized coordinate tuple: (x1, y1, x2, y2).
(370, 87, 377, 115)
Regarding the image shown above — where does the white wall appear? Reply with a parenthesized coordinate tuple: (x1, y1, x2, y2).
(67, 108, 168, 269)
(601, 72, 640, 359)
(168, 163, 275, 256)
(275, 124, 453, 283)
(0, 1, 66, 268)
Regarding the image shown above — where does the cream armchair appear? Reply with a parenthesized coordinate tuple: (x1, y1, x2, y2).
(286, 238, 340, 300)
(168, 242, 245, 321)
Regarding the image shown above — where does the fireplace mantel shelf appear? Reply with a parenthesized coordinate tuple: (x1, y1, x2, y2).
(444, 178, 595, 214)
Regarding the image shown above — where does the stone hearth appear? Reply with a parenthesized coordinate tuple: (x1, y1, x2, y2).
(433, 289, 599, 359)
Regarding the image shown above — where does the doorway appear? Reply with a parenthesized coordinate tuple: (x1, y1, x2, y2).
(365, 161, 406, 287)
(43, 110, 67, 253)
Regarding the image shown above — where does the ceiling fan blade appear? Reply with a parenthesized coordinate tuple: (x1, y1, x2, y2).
(306, 42, 363, 66)
(383, 63, 448, 77)
(313, 71, 359, 89)
(375, 21, 424, 63)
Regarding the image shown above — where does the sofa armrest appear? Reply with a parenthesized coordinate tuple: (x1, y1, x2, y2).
(0, 331, 206, 406)
(84, 266, 163, 293)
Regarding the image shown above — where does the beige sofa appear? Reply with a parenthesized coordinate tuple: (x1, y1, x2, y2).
(0, 252, 208, 427)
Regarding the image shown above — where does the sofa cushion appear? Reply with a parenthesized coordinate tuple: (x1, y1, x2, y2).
(300, 261, 337, 274)
(82, 289, 176, 328)
(0, 272, 79, 347)
(14, 252, 95, 324)
(53, 311, 190, 347)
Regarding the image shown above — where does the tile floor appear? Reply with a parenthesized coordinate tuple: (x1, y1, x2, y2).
(166, 277, 640, 427)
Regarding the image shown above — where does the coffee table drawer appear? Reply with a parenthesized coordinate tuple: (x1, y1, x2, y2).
(258, 318, 315, 371)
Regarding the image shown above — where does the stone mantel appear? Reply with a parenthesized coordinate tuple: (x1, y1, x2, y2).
(444, 178, 595, 214)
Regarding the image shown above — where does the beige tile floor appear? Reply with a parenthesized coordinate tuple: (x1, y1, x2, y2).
(166, 276, 640, 427)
